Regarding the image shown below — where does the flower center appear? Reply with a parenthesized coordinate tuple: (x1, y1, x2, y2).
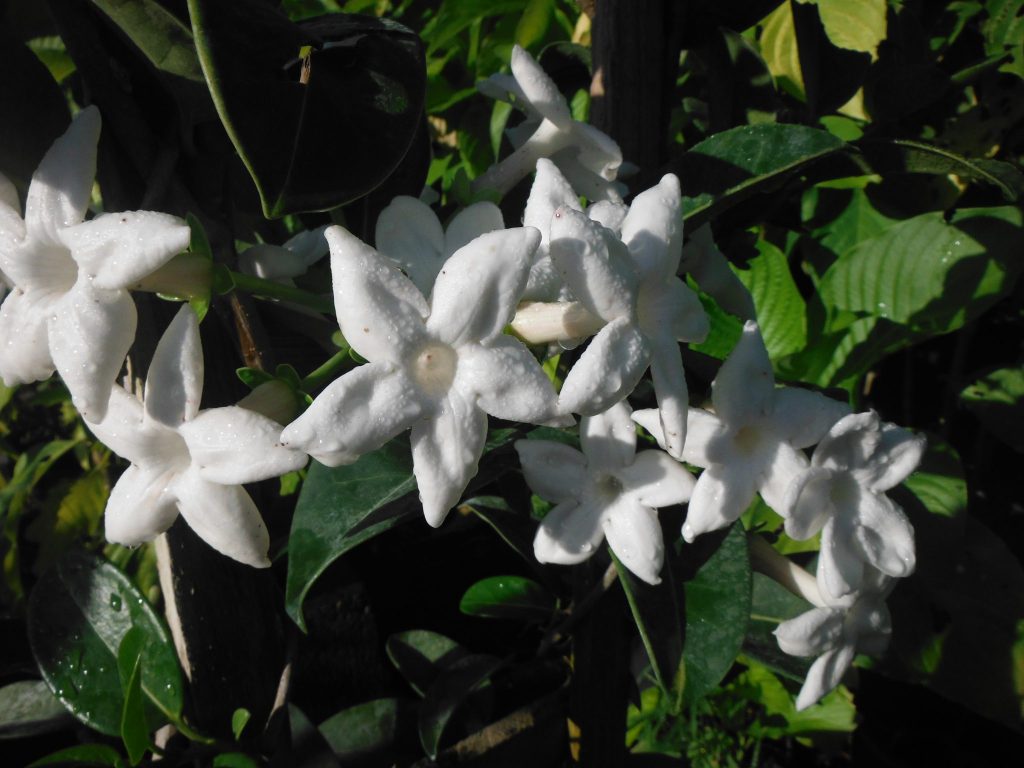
(412, 343, 457, 396)
(594, 472, 624, 501)
(733, 425, 762, 455)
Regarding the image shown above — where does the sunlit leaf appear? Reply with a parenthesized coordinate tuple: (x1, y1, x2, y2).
(458, 575, 554, 622)
(318, 697, 417, 764)
(961, 366, 1024, 452)
(732, 239, 807, 359)
(0, 680, 73, 739)
(386, 630, 469, 698)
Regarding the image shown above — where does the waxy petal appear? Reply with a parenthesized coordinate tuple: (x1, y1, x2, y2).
(681, 408, 725, 467)
(282, 361, 424, 467)
(620, 174, 682, 282)
(581, 400, 637, 472)
(49, 282, 136, 422)
(683, 460, 758, 542)
(181, 406, 308, 485)
(638, 277, 708, 344)
(603, 498, 664, 585)
(534, 499, 605, 565)
(444, 202, 504, 257)
(428, 228, 539, 347)
(619, 450, 696, 508)
(771, 387, 852, 450)
(515, 439, 587, 504)
(758, 442, 810, 516)
(648, 337, 688, 459)
(0, 174, 25, 255)
(411, 389, 487, 527)
(173, 467, 271, 568)
(374, 195, 444, 295)
(0, 238, 77, 292)
(549, 207, 636, 323)
(145, 304, 203, 427)
(783, 466, 836, 540)
(586, 200, 628, 232)
(858, 423, 926, 492)
(570, 122, 623, 181)
(104, 464, 179, 547)
(523, 159, 582, 250)
(88, 386, 183, 468)
(454, 335, 560, 424)
(558, 317, 651, 416)
(853, 489, 916, 578)
(818, 516, 865, 600)
(795, 644, 855, 711)
(510, 45, 572, 128)
(0, 289, 56, 385)
(59, 211, 190, 290)
(24, 107, 99, 244)
(712, 321, 774, 426)
(774, 607, 843, 657)
(328, 226, 429, 363)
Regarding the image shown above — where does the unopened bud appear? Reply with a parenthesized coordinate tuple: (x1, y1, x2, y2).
(510, 301, 604, 344)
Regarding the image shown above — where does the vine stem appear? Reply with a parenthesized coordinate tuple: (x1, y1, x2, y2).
(300, 347, 352, 393)
(227, 270, 335, 315)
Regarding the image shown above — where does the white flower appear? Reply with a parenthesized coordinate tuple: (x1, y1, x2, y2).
(784, 411, 924, 600)
(516, 401, 695, 584)
(551, 174, 709, 458)
(774, 573, 893, 710)
(239, 226, 329, 282)
(474, 45, 623, 201)
(281, 224, 564, 527)
(520, 159, 583, 301)
(87, 305, 308, 567)
(635, 321, 849, 542)
(0, 107, 191, 421)
(374, 195, 504, 295)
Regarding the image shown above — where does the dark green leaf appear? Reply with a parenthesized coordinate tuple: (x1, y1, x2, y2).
(690, 289, 744, 360)
(212, 753, 262, 768)
(286, 437, 418, 631)
(743, 573, 815, 682)
(188, 1, 426, 216)
(27, 551, 183, 737)
(733, 239, 807, 359)
(385, 630, 469, 698)
(902, 438, 967, 519)
(679, 124, 845, 228)
(28, 744, 126, 768)
(961, 366, 1024, 452)
(458, 575, 554, 622)
(289, 704, 341, 768)
(418, 654, 502, 758)
(424, 0, 527, 54)
(318, 697, 417, 765)
(91, 0, 203, 81)
(117, 631, 150, 766)
(0, 680, 74, 739)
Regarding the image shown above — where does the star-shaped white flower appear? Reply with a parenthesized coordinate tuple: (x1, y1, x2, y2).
(0, 107, 191, 421)
(281, 224, 564, 527)
(239, 226, 329, 282)
(516, 401, 695, 584)
(550, 174, 709, 458)
(87, 305, 308, 567)
(784, 411, 924, 600)
(474, 45, 623, 201)
(374, 195, 504, 295)
(635, 321, 850, 542)
(774, 572, 893, 710)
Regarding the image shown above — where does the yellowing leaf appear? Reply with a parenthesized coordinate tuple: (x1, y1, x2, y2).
(759, 1, 804, 99)
(816, 0, 888, 61)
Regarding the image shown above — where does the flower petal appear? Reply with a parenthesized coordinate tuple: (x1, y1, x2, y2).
(239, 243, 312, 281)
(534, 499, 605, 565)
(514, 439, 586, 503)
(774, 606, 843, 657)
(510, 45, 572, 128)
(852, 489, 916, 578)
(549, 207, 636, 323)
(523, 159, 582, 250)
(0, 237, 77, 292)
(374, 195, 444, 296)
(427, 227, 539, 347)
(60, 211, 190, 290)
(603, 498, 664, 585)
(581, 400, 637, 472)
(558, 316, 651, 416)
(619, 450, 695, 508)
(444, 202, 504, 257)
(818, 516, 865, 601)
(648, 337, 688, 459)
(585, 201, 628, 233)
(758, 442, 810, 516)
(328, 225, 429, 364)
(683, 460, 758, 542)
(180, 405, 308, 485)
(620, 174, 682, 282)
(281, 361, 424, 467)
(783, 466, 836, 540)
(0, 289, 56, 386)
(712, 321, 774, 426)
(49, 282, 136, 422)
(859, 424, 926, 492)
(771, 388, 852, 450)
(795, 644, 855, 711)
(24, 107, 100, 244)
(145, 304, 203, 428)
(570, 122, 623, 181)
(411, 389, 487, 527)
(104, 464, 180, 547)
(638, 277, 709, 344)
(681, 408, 725, 467)
(0, 174, 25, 255)
(173, 467, 270, 568)
(87, 386, 181, 466)
(454, 335, 560, 424)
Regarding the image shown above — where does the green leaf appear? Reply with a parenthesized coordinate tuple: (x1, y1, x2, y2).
(286, 437, 418, 631)
(385, 630, 469, 698)
(27, 551, 184, 737)
(418, 654, 502, 758)
(690, 289, 744, 360)
(188, 1, 426, 217)
(231, 708, 251, 741)
(117, 630, 150, 766)
(0, 439, 79, 526)
(515, 0, 553, 50)
(902, 438, 967, 519)
(743, 573, 814, 682)
(25, 468, 108, 575)
(318, 697, 417, 764)
(682, 524, 752, 705)
(0, 680, 73, 739)
(458, 575, 554, 622)
(680, 124, 845, 229)
(425, 0, 527, 54)
(91, 0, 204, 81)
(732, 239, 807, 359)
(288, 705, 341, 768)
(800, 0, 887, 60)
(212, 753, 262, 768)
(808, 186, 898, 264)
(961, 366, 1024, 452)
(28, 744, 126, 768)
(759, 0, 805, 99)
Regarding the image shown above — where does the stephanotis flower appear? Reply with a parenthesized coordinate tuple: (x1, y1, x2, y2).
(634, 321, 849, 543)
(281, 224, 565, 528)
(550, 174, 709, 458)
(86, 305, 308, 567)
(239, 226, 329, 282)
(774, 570, 893, 710)
(374, 195, 504, 295)
(783, 411, 925, 600)
(516, 401, 695, 584)
(0, 107, 191, 421)
(474, 45, 623, 201)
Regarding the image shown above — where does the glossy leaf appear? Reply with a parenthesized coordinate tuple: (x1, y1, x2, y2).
(91, 0, 203, 81)
(117, 630, 150, 766)
(27, 744, 126, 768)
(743, 573, 814, 682)
(386, 630, 469, 698)
(189, 1, 426, 217)
(231, 708, 251, 741)
(0, 680, 73, 739)
(679, 124, 845, 228)
(458, 575, 554, 622)
(286, 438, 418, 631)
(27, 551, 183, 737)
(732, 239, 807, 359)
(418, 654, 502, 758)
(961, 366, 1024, 452)
(318, 697, 417, 765)
(289, 705, 341, 768)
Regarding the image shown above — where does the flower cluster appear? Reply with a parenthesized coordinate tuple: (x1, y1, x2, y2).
(0, 49, 924, 713)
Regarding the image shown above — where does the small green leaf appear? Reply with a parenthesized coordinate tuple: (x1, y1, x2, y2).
(418, 654, 502, 758)
(0, 680, 73, 739)
(385, 630, 469, 698)
(458, 575, 554, 622)
(318, 698, 417, 764)
(28, 744, 126, 768)
(515, 0, 553, 49)
(117, 630, 150, 766)
(231, 708, 251, 741)
(961, 366, 1024, 452)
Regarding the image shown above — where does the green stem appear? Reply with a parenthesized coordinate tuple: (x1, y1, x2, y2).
(227, 270, 335, 315)
(300, 347, 352, 393)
